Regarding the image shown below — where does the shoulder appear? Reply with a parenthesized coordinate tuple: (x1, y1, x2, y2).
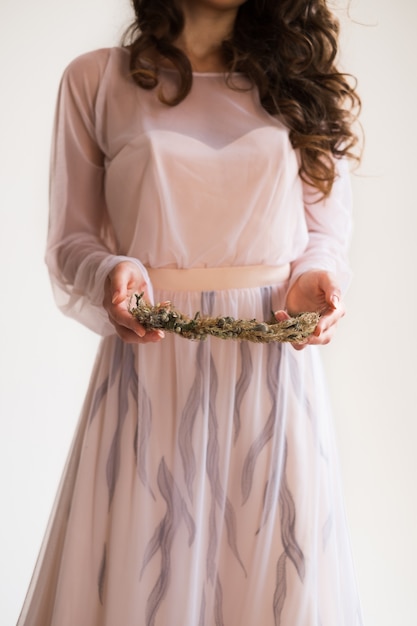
(60, 47, 129, 96)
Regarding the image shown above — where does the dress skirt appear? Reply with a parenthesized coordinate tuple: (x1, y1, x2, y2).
(17, 282, 363, 626)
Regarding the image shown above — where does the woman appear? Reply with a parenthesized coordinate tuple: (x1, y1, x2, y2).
(18, 1, 363, 625)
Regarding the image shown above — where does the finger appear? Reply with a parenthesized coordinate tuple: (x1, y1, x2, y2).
(274, 309, 291, 322)
(108, 308, 147, 338)
(110, 270, 128, 305)
(110, 266, 135, 305)
(109, 263, 149, 306)
(313, 294, 346, 336)
(110, 320, 164, 344)
(136, 329, 165, 343)
(307, 325, 337, 346)
(108, 293, 164, 340)
(310, 308, 344, 345)
(291, 341, 308, 351)
(320, 274, 342, 311)
(311, 314, 340, 337)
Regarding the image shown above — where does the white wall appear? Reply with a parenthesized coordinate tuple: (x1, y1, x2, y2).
(325, 2, 417, 624)
(1, 1, 415, 624)
(0, 1, 132, 621)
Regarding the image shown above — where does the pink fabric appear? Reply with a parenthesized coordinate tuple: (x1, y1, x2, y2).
(18, 48, 362, 626)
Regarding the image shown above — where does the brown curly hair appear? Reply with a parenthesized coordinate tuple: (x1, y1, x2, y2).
(124, 0, 360, 196)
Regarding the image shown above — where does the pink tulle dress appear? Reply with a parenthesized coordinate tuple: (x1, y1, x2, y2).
(18, 47, 363, 626)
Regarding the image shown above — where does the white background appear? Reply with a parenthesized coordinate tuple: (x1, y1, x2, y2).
(1, 0, 416, 624)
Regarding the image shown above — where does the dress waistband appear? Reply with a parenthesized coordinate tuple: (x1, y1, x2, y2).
(146, 264, 291, 292)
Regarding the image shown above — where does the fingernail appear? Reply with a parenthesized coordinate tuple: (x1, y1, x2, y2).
(157, 330, 165, 339)
(111, 290, 120, 304)
(331, 295, 339, 308)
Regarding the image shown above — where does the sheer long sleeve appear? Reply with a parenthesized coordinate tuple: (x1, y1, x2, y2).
(46, 51, 150, 335)
(289, 158, 353, 294)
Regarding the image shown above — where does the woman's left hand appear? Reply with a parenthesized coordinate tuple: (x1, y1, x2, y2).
(275, 270, 345, 350)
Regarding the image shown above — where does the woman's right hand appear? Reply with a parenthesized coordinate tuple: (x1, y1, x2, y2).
(103, 261, 164, 344)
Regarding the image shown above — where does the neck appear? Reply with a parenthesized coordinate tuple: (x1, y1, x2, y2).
(174, 3, 238, 72)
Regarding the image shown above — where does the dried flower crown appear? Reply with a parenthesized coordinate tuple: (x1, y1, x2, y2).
(129, 293, 319, 343)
